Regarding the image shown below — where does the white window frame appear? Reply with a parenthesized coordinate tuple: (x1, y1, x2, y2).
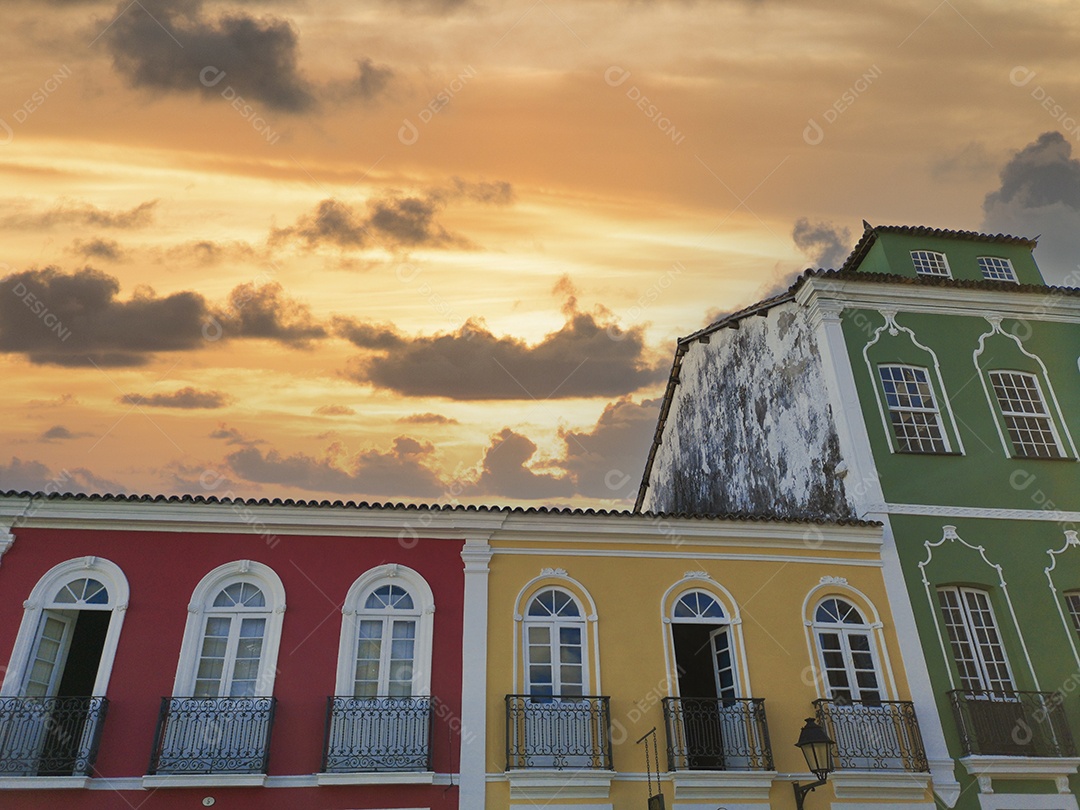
(877, 363, 952, 454)
(523, 587, 589, 697)
(910, 250, 951, 278)
(334, 564, 434, 697)
(172, 561, 285, 698)
(936, 586, 1016, 695)
(669, 589, 741, 699)
(810, 597, 886, 704)
(977, 256, 1018, 283)
(1065, 591, 1080, 643)
(1, 557, 129, 698)
(987, 370, 1066, 459)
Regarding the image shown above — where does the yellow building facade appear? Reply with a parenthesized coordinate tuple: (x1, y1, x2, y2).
(479, 511, 939, 810)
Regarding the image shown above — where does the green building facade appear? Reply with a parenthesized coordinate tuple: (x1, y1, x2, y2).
(640, 224, 1080, 809)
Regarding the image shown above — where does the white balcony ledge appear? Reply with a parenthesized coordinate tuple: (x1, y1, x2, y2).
(506, 768, 614, 800)
(142, 773, 267, 788)
(0, 776, 90, 789)
(960, 755, 1080, 795)
(669, 769, 776, 802)
(316, 770, 436, 786)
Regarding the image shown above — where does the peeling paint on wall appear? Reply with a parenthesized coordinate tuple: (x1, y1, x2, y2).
(643, 302, 853, 518)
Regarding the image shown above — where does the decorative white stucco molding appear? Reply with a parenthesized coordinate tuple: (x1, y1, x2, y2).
(1046, 531, 1080, 671)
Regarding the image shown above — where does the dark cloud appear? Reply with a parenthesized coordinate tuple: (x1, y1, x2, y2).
(119, 387, 232, 409)
(70, 237, 125, 262)
(227, 435, 445, 496)
(982, 132, 1080, 285)
(272, 196, 463, 250)
(1, 199, 157, 230)
(165, 239, 257, 266)
(314, 404, 356, 416)
(461, 428, 574, 499)
(557, 397, 661, 499)
(792, 218, 852, 268)
(432, 177, 516, 206)
(398, 412, 458, 425)
(222, 282, 326, 347)
(209, 425, 264, 447)
(39, 425, 91, 442)
(338, 307, 666, 400)
(0, 267, 332, 366)
(0, 266, 210, 366)
(335, 58, 395, 102)
(104, 0, 315, 112)
(0, 457, 126, 495)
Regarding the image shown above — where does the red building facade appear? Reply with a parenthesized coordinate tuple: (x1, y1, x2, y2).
(0, 494, 492, 810)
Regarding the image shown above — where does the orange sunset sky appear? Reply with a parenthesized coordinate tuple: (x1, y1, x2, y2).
(2, 0, 1079, 507)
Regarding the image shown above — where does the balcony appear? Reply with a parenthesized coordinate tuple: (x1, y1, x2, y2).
(148, 696, 276, 775)
(0, 696, 108, 777)
(505, 695, 612, 770)
(661, 697, 773, 771)
(814, 698, 928, 772)
(948, 689, 1076, 758)
(322, 696, 432, 773)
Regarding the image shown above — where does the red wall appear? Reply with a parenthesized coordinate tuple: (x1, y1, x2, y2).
(0, 526, 465, 809)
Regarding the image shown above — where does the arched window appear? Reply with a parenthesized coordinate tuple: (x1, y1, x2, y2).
(524, 588, 587, 697)
(0, 559, 128, 777)
(324, 566, 435, 775)
(812, 598, 883, 704)
(2, 558, 129, 699)
(670, 591, 738, 700)
(172, 561, 285, 698)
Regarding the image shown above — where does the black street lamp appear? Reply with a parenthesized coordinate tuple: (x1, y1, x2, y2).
(793, 717, 835, 809)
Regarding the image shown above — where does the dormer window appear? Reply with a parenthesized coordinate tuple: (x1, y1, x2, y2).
(910, 250, 951, 278)
(977, 256, 1018, 283)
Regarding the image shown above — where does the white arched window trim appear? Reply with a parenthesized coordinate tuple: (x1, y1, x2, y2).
(660, 576, 752, 698)
(334, 564, 435, 696)
(801, 581, 898, 701)
(512, 571, 600, 694)
(172, 560, 286, 697)
(1, 556, 130, 697)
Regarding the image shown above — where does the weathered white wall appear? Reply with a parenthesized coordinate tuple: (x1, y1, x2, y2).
(643, 302, 853, 518)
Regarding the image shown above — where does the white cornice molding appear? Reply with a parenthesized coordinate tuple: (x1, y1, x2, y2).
(876, 502, 1080, 523)
(0, 494, 882, 551)
(799, 276, 1080, 323)
(0, 527, 13, 566)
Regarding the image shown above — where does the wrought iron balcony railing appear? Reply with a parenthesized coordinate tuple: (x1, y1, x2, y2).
(0, 696, 109, 777)
(814, 698, 928, 772)
(506, 695, 612, 770)
(948, 689, 1076, 758)
(661, 697, 773, 771)
(322, 696, 432, 772)
(148, 696, 276, 775)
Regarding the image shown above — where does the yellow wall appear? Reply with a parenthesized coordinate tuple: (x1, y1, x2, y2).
(484, 531, 923, 809)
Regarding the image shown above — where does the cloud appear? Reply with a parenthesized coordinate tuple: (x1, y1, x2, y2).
(227, 435, 446, 496)
(209, 425, 264, 446)
(103, 0, 315, 112)
(314, 404, 356, 416)
(26, 394, 78, 408)
(165, 239, 257, 266)
(0, 199, 157, 230)
(271, 180, 513, 252)
(70, 237, 125, 262)
(982, 131, 1080, 285)
(39, 425, 92, 442)
(272, 196, 463, 250)
(792, 218, 852, 268)
(931, 141, 996, 181)
(556, 396, 661, 499)
(337, 305, 665, 400)
(461, 428, 574, 499)
(119, 387, 232, 409)
(398, 412, 458, 425)
(334, 58, 395, 102)
(0, 267, 331, 366)
(0, 266, 210, 366)
(0, 457, 126, 495)
(221, 282, 327, 347)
